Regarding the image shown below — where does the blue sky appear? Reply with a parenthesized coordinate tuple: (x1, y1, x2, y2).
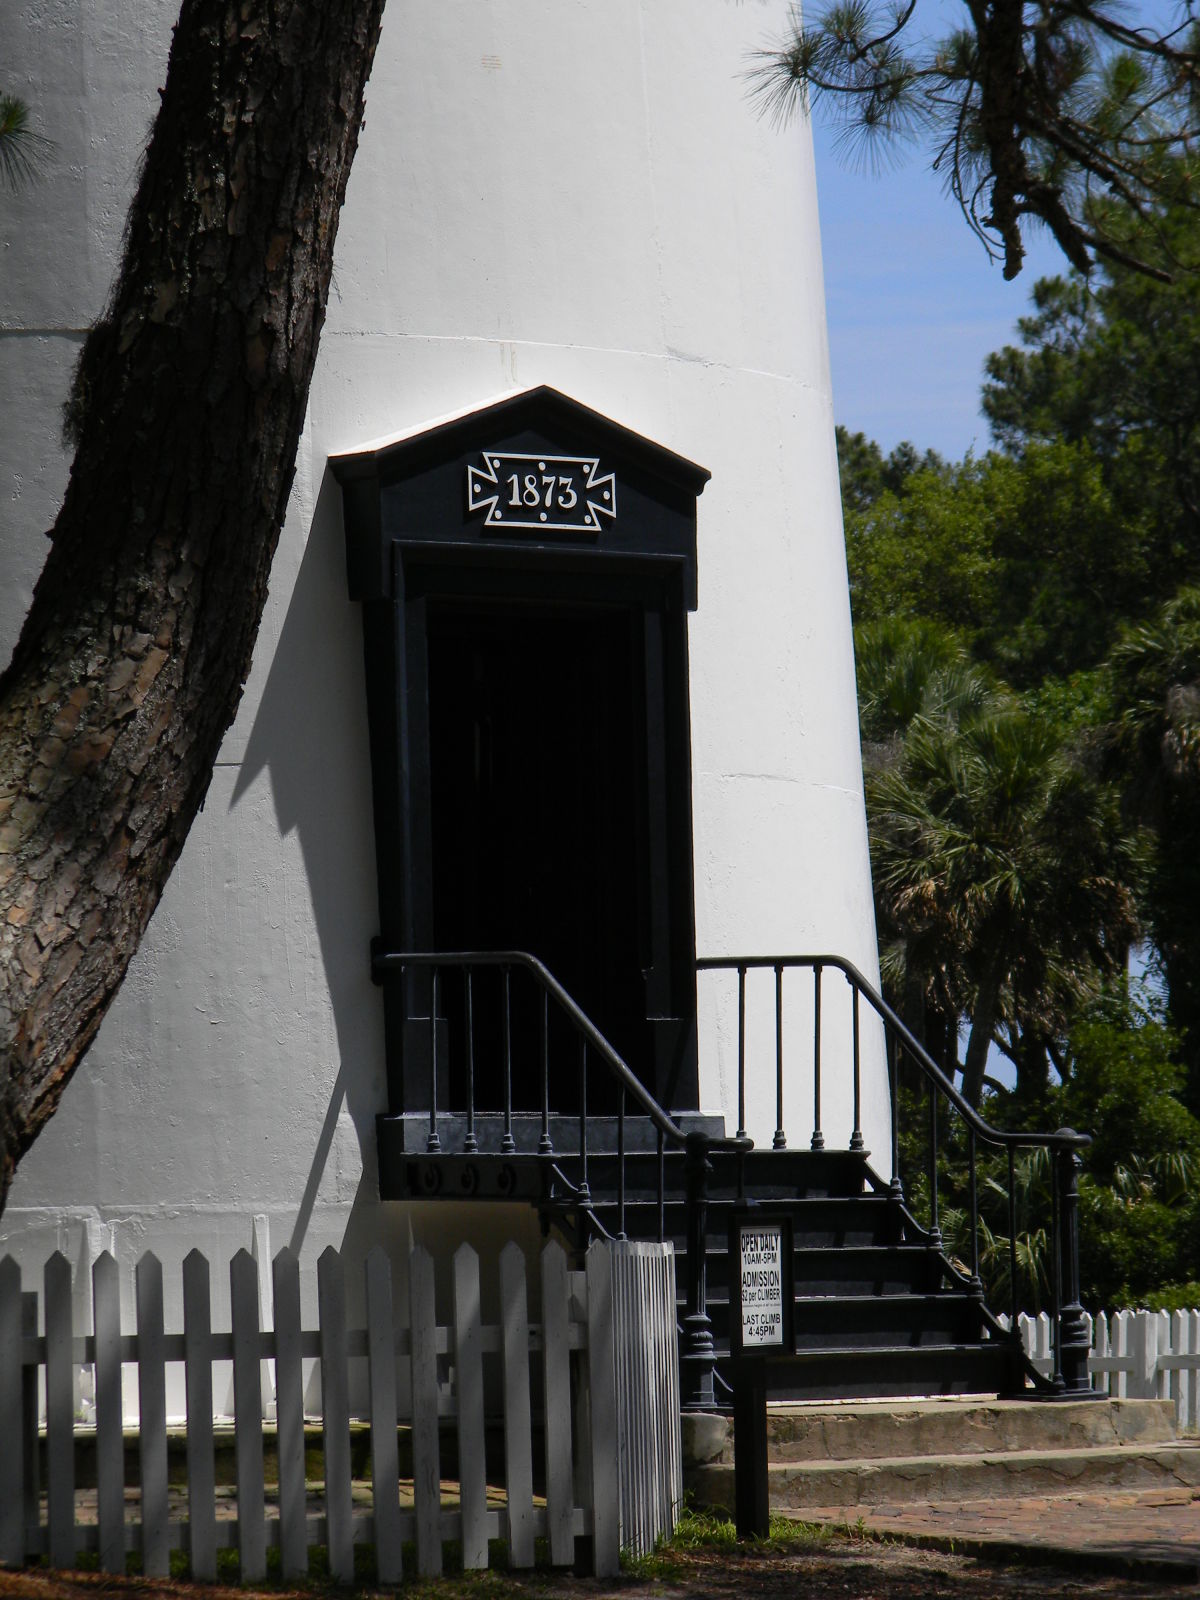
(810, 89, 1064, 461)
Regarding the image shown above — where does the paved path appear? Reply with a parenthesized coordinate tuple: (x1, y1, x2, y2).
(797, 1486, 1200, 1583)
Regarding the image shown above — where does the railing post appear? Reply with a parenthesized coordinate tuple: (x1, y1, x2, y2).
(1054, 1130, 1094, 1395)
(680, 1132, 717, 1411)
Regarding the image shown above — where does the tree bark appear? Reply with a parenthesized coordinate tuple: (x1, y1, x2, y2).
(961, 958, 1005, 1109)
(0, 0, 385, 1212)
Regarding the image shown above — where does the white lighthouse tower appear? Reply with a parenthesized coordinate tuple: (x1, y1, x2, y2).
(0, 0, 885, 1341)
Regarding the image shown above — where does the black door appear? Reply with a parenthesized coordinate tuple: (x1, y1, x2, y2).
(426, 600, 651, 1110)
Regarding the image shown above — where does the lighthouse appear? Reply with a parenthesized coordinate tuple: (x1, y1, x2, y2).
(0, 0, 885, 1351)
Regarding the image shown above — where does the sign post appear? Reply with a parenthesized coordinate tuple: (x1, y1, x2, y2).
(727, 1214, 793, 1538)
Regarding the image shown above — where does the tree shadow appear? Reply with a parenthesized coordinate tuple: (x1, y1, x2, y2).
(231, 464, 385, 1283)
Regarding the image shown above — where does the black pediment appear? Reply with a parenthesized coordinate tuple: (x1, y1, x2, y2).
(331, 385, 708, 608)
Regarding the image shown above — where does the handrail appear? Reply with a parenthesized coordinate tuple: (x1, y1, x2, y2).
(374, 946, 748, 1155)
(697, 954, 1090, 1155)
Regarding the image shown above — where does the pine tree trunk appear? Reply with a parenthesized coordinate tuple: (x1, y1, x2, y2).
(0, 0, 385, 1212)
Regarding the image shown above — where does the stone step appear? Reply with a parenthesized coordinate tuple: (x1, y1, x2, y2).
(683, 1398, 1179, 1466)
(687, 1439, 1200, 1511)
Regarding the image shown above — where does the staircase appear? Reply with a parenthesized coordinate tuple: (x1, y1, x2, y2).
(373, 948, 1090, 1406)
(564, 1141, 1025, 1401)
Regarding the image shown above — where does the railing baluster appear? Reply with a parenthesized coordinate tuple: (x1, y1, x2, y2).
(501, 965, 515, 1153)
(538, 987, 552, 1154)
(968, 1126, 982, 1296)
(772, 963, 787, 1150)
(617, 1087, 627, 1240)
(928, 1081, 941, 1247)
(426, 966, 441, 1153)
(811, 961, 825, 1151)
(1051, 1150, 1064, 1390)
(888, 1030, 903, 1204)
(578, 1039, 591, 1204)
(464, 968, 478, 1153)
(850, 979, 864, 1151)
(736, 964, 747, 1141)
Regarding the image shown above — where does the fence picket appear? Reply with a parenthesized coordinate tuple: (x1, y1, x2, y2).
(1094, 1311, 1110, 1396)
(0, 1258, 23, 1567)
(409, 1246, 442, 1577)
(44, 1253, 75, 1571)
(364, 1248, 402, 1584)
(271, 1248, 307, 1580)
(1158, 1311, 1171, 1400)
(1191, 1312, 1200, 1432)
(542, 1242, 575, 1566)
(231, 1249, 266, 1580)
(92, 1251, 125, 1573)
(136, 1254, 169, 1577)
(454, 1245, 488, 1569)
(21, 1292, 38, 1545)
(1132, 1309, 1158, 1398)
(318, 1247, 354, 1583)
(182, 1251, 216, 1579)
(585, 1241, 619, 1576)
(499, 1242, 534, 1568)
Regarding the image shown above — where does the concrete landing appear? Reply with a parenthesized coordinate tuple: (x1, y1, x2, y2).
(683, 1397, 1200, 1512)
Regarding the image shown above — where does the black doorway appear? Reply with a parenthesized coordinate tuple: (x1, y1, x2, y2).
(426, 600, 651, 1110)
(335, 384, 710, 1146)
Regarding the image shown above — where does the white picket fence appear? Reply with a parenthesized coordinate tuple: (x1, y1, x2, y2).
(1012, 1308, 1200, 1430)
(0, 1237, 681, 1579)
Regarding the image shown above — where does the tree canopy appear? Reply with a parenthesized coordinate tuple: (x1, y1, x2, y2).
(845, 189, 1200, 1303)
(754, 0, 1200, 279)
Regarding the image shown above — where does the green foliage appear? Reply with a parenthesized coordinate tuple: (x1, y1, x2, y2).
(844, 459, 997, 643)
(749, 3, 1200, 280)
(898, 987, 1200, 1311)
(0, 93, 52, 189)
(860, 620, 1139, 1104)
(844, 206, 1200, 1303)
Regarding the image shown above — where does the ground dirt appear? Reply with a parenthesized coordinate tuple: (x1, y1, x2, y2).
(2, 1530, 1197, 1600)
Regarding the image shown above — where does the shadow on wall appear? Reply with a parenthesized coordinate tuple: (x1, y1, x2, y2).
(228, 470, 552, 1409)
(231, 465, 385, 1284)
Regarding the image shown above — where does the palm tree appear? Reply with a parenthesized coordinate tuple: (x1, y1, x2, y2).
(1107, 586, 1200, 1104)
(860, 621, 1141, 1105)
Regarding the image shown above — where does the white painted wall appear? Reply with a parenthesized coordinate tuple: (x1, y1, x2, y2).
(0, 0, 887, 1364)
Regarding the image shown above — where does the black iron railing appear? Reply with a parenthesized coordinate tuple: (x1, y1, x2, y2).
(696, 955, 1093, 1396)
(372, 949, 749, 1408)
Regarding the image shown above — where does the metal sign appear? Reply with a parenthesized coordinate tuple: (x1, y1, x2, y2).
(729, 1213, 793, 1357)
(466, 451, 617, 534)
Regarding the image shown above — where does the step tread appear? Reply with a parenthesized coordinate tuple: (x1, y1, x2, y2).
(738, 1341, 1011, 1363)
(761, 1441, 1200, 1474)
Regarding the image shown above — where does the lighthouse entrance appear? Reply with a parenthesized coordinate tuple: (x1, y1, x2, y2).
(334, 385, 709, 1142)
(426, 600, 649, 1112)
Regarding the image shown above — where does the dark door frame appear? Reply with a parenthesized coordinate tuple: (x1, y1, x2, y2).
(362, 547, 699, 1114)
(333, 386, 710, 1129)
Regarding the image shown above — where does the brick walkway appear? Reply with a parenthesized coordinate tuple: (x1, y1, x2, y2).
(797, 1487, 1200, 1582)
